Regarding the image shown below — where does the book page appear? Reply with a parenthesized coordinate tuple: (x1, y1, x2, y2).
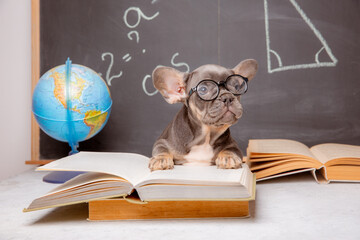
(43, 172, 129, 197)
(37, 152, 150, 185)
(136, 164, 252, 188)
(310, 143, 360, 164)
(248, 139, 316, 159)
(249, 158, 316, 171)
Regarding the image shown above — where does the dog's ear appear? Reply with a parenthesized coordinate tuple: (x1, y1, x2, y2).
(152, 66, 187, 104)
(233, 59, 258, 81)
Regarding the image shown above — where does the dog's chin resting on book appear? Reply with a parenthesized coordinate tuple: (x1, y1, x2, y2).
(150, 59, 258, 171)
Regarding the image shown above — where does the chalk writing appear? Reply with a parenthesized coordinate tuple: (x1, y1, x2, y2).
(122, 53, 132, 62)
(142, 75, 158, 96)
(315, 47, 325, 64)
(101, 5, 160, 86)
(127, 31, 140, 43)
(171, 53, 190, 73)
(123, 6, 159, 59)
(101, 4, 191, 96)
(101, 52, 123, 86)
(123, 7, 159, 29)
(142, 52, 190, 96)
(264, 0, 338, 73)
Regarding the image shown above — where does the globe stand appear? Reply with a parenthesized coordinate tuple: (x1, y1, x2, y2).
(42, 150, 84, 183)
(43, 58, 84, 184)
(43, 171, 86, 184)
(43, 149, 83, 184)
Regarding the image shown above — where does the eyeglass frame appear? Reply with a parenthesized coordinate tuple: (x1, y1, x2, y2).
(188, 74, 249, 101)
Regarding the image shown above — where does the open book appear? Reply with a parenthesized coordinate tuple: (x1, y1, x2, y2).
(246, 139, 360, 183)
(24, 152, 255, 212)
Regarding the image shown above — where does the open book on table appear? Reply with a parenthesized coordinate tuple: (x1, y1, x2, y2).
(24, 152, 255, 212)
(246, 139, 360, 183)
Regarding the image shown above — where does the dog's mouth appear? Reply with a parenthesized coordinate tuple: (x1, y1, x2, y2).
(192, 97, 244, 127)
(204, 105, 243, 126)
(224, 109, 236, 118)
(219, 107, 241, 122)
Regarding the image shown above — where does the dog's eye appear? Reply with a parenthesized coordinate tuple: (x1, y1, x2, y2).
(198, 86, 208, 95)
(226, 76, 247, 95)
(196, 81, 218, 100)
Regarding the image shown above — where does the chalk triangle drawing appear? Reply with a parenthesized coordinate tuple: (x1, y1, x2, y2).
(264, 0, 338, 73)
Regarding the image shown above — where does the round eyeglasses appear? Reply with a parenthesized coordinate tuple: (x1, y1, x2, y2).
(188, 74, 248, 101)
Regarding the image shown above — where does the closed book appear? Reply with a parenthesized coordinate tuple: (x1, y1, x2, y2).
(88, 194, 253, 220)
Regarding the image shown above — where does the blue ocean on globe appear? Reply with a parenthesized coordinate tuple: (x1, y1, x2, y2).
(32, 63, 112, 147)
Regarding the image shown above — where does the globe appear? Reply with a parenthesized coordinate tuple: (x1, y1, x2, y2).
(32, 59, 112, 153)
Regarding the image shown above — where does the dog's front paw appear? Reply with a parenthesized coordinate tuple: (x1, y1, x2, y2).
(215, 151, 242, 169)
(149, 154, 174, 171)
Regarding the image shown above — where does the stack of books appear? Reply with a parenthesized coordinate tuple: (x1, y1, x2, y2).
(246, 139, 360, 183)
(24, 152, 256, 220)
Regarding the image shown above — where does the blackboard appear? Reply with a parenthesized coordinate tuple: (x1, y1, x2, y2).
(34, 0, 360, 160)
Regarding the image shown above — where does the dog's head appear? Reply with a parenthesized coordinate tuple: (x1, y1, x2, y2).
(152, 59, 258, 127)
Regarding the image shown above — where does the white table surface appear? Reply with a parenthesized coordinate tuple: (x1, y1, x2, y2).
(1, 170, 359, 240)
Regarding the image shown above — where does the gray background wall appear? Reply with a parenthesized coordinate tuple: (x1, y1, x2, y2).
(0, 0, 33, 180)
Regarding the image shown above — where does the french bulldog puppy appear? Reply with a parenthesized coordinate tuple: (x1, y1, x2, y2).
(149, 59, 258, 171)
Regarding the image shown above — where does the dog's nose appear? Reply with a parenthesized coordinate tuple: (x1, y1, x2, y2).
(220, 94, 234, 106)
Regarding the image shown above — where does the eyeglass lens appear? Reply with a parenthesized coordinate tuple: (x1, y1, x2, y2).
(225, 75, 247, 95)
(196, 81, 219, 100)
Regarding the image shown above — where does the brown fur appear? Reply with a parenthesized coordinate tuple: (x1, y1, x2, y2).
(150, 59, 258, 171)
